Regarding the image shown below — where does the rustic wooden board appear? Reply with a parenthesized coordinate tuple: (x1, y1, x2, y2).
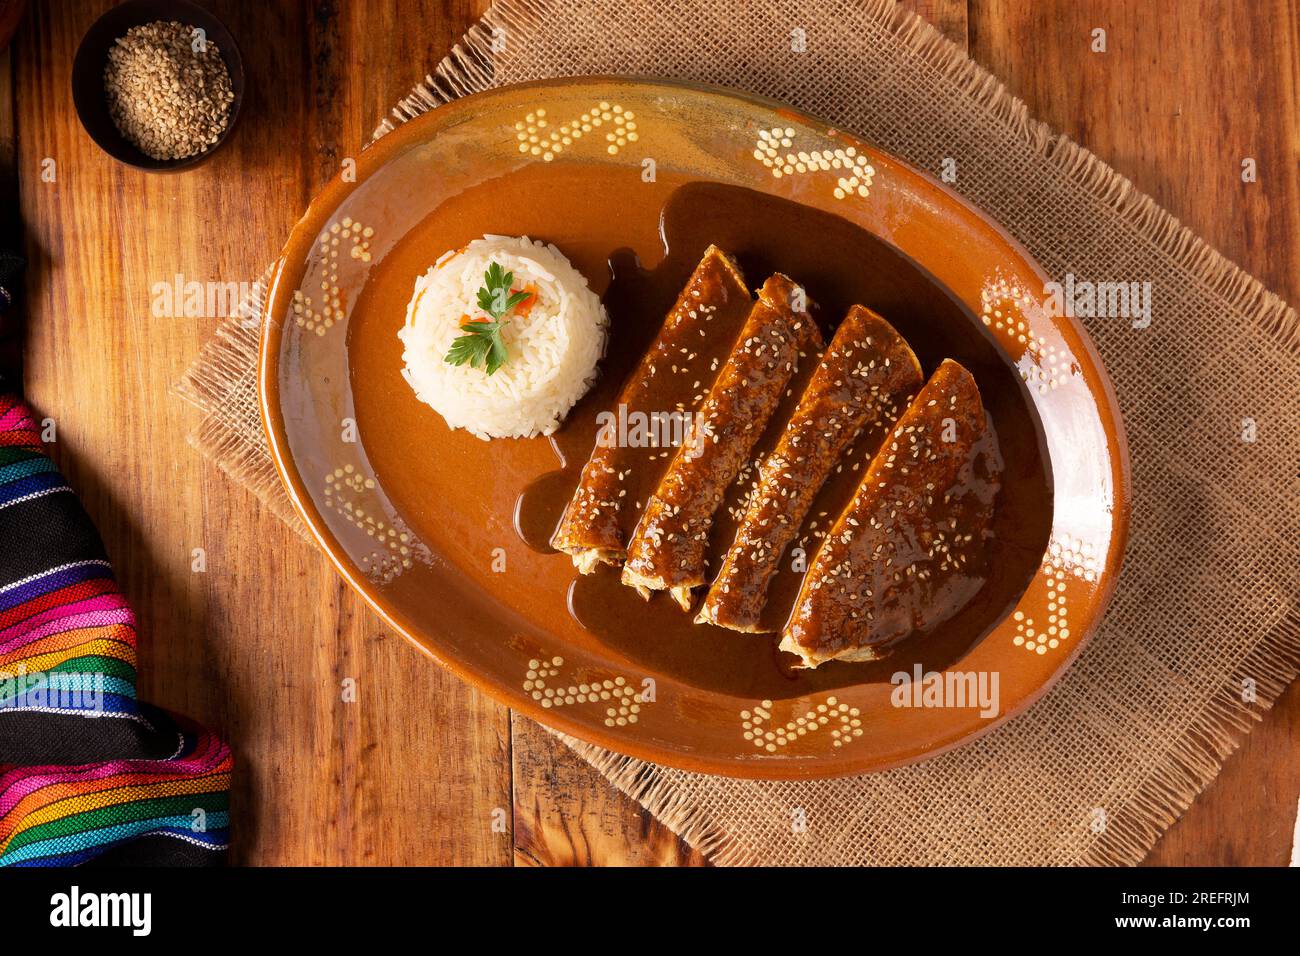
(6, 0, 1295, 865)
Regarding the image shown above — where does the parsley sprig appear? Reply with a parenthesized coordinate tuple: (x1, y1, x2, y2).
(444, 262, 532, 376)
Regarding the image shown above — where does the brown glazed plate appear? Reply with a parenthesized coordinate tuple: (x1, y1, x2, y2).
(259, 77, 1129, 779)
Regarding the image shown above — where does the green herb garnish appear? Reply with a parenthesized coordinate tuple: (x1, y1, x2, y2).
(445, 320, 510, 375)
(444, 262, 532, 376)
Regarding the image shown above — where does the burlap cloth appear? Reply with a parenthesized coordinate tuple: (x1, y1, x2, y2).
(177, 0, 1300, 865)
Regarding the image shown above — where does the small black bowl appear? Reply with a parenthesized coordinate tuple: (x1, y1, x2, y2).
(71, 0, 244, 172)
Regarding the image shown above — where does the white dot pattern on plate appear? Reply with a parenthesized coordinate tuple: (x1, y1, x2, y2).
(740, 696, 863, 752)
(514, 104, 638, 162)
(292, 216, 373, 336)
(980, 279, 1074, 394)
(1012, 534, 1098, 654)
(522, 656, 646, 727)
(322, 464, 418, 584)
(752, 127, 875, 200)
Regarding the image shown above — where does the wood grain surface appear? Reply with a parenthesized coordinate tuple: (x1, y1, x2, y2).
(5, 0, 1296, 866)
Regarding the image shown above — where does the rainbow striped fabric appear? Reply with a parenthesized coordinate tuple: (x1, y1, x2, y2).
(0, 396, 231, 865)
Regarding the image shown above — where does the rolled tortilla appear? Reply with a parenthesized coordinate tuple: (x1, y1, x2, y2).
(697, 306, 922, 631)
(622, 274, 822, 609)
(551, 245, 751, 572)
(780, 359, 991, 667)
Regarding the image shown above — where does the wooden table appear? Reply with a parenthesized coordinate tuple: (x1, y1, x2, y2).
(5, 0, 1296, 865)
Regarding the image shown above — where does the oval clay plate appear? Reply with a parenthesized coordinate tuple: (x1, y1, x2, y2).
(260, 77, 1129, 779)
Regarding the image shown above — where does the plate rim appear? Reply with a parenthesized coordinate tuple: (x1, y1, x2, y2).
(258, 75, 1131, 780)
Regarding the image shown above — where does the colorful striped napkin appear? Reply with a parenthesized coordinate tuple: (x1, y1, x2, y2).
(0, 396, 232, 865)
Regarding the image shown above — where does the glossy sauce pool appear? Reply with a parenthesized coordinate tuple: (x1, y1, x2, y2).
(347, 162, 1053, 697)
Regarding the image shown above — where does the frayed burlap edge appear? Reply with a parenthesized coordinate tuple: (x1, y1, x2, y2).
(176, 0, 1300, 866)
(173, 267, 309, 537)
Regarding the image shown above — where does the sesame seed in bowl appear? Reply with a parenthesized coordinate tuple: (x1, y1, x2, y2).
(104, 20, 235, 162)
(71, 0, 245, 172)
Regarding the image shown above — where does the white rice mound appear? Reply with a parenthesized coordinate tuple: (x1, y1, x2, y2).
(398, 235, 608, 440)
